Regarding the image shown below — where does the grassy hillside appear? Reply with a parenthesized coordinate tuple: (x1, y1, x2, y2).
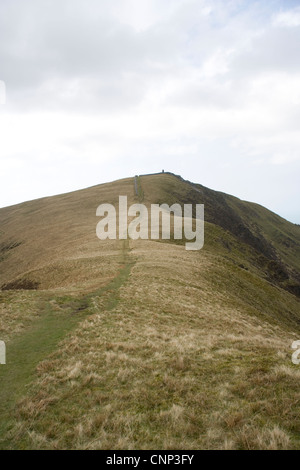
(140, 173, 300, 296)
(0, 172, 300, 449)
(0, 176, 135, 290)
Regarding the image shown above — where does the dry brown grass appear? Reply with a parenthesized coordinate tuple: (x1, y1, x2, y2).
(0, 177, 135, 290)
(4, 240, 299, 449)
(0, 290, 42, 341)
(1, 173, 300, 449)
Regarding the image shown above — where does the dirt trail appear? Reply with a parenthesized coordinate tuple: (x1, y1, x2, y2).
(0, 241, 134, 449)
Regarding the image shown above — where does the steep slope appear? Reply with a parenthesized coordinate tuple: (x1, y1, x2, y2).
(0, 172, 300, 450)
(0, 176, 135, 290)
(140, 173, 300, 297)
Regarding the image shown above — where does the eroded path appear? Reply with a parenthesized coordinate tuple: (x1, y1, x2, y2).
(0, 241, 134, 449)
(2, 240, 300, 450)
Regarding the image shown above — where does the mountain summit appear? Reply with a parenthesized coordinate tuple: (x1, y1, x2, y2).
(0, 172, 300, 449)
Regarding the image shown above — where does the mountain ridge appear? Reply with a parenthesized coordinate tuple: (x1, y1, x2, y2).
(1, 172, 299, 298)
(1, 172, 300, 449)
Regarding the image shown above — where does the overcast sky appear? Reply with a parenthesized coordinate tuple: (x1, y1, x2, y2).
(0, 0, 300, 223)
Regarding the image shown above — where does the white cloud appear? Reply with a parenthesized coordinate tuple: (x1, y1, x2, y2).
(272, 6, 300, 28)
(0, 0, 300, 222)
